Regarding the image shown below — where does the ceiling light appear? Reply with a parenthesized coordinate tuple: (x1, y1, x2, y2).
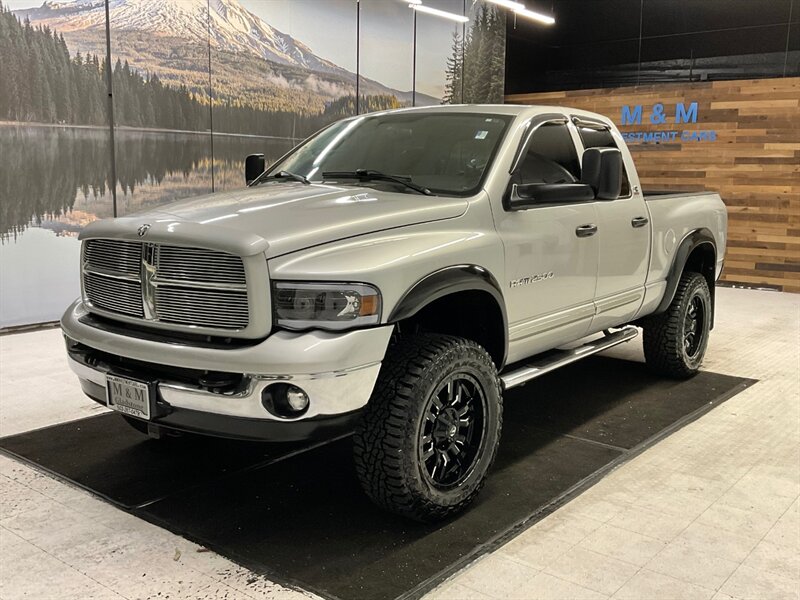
(486, 0, 525, 10)
(514, 7, 555, 25)
(409, 3, 469, 23)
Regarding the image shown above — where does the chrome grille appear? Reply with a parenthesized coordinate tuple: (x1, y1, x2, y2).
(83, 272, 144, 317)
(84, 239, 142, 275)
(82, 239, 250, 331)
(155, 287, 249, 329)
(157, 245, 246, 285)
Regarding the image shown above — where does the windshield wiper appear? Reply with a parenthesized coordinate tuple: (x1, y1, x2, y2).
(252, 170, 310, 186)
(322, 169, 432, 196)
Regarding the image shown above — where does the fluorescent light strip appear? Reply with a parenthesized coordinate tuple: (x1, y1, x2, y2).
(514, 7, 555, 25)
(486, 0, 525, 10)
(409, 3, 469, 23)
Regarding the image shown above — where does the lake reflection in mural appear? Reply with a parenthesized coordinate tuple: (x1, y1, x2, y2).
(0, 124, 294, 328)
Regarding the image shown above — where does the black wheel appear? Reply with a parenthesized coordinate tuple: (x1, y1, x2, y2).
(643, 271, 711, 378)
(353, 334, 502, 523)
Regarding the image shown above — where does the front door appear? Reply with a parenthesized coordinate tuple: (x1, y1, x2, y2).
(494, 120, 599, 364)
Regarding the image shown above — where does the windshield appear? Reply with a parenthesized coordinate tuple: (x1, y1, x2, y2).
(267, 112, 513, 196)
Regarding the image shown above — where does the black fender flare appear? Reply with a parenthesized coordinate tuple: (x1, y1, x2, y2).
(653, 228, 717, 324)
(388, 264, 508, 366)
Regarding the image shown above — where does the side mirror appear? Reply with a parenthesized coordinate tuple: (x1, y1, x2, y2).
(507, 182, 595, 210)
(245, 154, 265, 185)
(580, 147, 622, 200)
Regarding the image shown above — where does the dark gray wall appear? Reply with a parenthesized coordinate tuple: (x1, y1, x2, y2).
(505, 0, 800, 93)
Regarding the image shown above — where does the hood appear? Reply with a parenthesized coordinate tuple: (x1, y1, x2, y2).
(81, 182, 468, 258)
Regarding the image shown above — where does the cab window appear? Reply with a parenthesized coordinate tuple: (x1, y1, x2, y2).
(513, 123, 580, 186)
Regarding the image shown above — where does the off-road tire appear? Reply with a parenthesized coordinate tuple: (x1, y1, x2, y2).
(643, 271, 711, 379)
(353, 334, 502, 523)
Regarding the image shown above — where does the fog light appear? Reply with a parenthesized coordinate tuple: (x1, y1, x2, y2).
(261, 383, 310, 418)
(286, 386, 310, 412)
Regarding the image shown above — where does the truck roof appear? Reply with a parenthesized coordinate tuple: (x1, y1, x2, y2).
(354, 103, 616, 128)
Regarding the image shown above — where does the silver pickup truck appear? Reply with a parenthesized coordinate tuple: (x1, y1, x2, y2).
(62, 105, 727, 521)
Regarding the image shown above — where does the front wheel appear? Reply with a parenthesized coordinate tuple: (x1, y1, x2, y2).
(353, 334, 502, 522)
(643, 271, 712, 378)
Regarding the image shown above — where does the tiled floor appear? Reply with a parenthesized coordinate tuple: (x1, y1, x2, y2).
(431, 287, 800, 600)
(1, 287, 798, 600)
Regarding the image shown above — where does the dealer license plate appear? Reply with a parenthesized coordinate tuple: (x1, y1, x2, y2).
(106, 374, 151, 420)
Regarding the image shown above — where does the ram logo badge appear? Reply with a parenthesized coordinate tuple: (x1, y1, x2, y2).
(510, 272, 554, 287)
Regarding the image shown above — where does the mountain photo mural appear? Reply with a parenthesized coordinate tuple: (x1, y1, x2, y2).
(10, 0, 438, 136)
(0, 0, 506, 328)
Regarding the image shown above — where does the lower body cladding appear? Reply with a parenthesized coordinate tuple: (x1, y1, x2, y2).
(61, 300, 394, 442)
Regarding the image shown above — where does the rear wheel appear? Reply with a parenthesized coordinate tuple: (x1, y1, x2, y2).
(353, 334, 502, 522)
(643, 271, 711, 378)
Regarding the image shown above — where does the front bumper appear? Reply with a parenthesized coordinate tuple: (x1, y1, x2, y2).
(62, 300, 393, 441)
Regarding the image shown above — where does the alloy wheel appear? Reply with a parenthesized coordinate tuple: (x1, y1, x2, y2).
(419, 373, 487, 489)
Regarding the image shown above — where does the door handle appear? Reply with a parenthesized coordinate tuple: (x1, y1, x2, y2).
(575, 224, 598, 237)
(631, 216, 649, 228)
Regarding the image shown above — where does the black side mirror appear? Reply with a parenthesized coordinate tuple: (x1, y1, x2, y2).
(508, 182, 596, 210)
(580, 147, 622, 200)
(245, 154, 265, 185)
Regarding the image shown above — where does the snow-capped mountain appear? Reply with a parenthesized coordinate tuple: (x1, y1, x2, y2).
(19, 0, 345, 74)
(16, 0, 438, 107)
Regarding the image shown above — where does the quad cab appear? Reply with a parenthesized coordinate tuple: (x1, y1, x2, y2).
(62, 105, 727, 521)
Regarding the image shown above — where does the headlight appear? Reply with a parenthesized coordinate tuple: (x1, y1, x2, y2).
(272, 282, 382, 331)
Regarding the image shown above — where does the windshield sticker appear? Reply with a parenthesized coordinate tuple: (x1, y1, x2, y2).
(475, 130, 489, 140)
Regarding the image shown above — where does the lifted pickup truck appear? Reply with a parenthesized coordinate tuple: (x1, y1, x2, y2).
(62, 105, 727, 522)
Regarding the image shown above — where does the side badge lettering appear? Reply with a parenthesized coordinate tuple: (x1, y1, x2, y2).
(510, 272, 554, 288)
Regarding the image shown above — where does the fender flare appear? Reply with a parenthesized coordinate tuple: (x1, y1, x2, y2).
(653, 228, 717, 323)
(388, 264, 508, 366)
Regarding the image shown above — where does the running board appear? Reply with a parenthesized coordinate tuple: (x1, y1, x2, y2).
(500, 326, 639, 390)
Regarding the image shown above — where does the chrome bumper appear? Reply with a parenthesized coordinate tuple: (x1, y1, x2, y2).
(68, 355, 382, 422)
(62, 299, 393, 423)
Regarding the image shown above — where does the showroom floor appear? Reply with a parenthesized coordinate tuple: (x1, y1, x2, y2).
(1, 286, 798, 600)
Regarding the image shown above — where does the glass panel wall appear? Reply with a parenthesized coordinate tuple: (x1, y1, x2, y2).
(0, 1, 111, 327)
(413, 0, 464, 104)
(109, 0, 214, 216)
(212, 0, 356, 192)
(360, 0, 414, 111)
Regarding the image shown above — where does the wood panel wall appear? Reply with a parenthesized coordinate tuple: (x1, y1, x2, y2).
(506, 77, 800, 293)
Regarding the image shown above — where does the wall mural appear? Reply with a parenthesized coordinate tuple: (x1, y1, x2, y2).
(0, 0, 506, 328)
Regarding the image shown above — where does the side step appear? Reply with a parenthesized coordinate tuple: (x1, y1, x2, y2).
(500, 326, 639, 390)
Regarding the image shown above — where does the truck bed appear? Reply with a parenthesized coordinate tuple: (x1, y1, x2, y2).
(644, 190, 720, 201)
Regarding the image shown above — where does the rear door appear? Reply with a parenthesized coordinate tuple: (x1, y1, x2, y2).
(573, 118, 650, 331)
(494, 117, 599, 364)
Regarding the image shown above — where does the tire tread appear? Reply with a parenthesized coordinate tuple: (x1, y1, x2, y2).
(643, 271, 710, 379)
(353, 334, 502, 522)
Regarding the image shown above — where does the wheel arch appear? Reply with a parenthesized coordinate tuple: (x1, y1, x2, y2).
(387, 265, 508, 368)
(654, 228, 717, 327)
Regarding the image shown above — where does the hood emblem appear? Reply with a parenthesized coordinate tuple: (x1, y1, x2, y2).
(137, 224, 151, 237)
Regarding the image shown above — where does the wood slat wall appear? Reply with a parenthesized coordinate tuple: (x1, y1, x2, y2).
(506, 77, 800, 293)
